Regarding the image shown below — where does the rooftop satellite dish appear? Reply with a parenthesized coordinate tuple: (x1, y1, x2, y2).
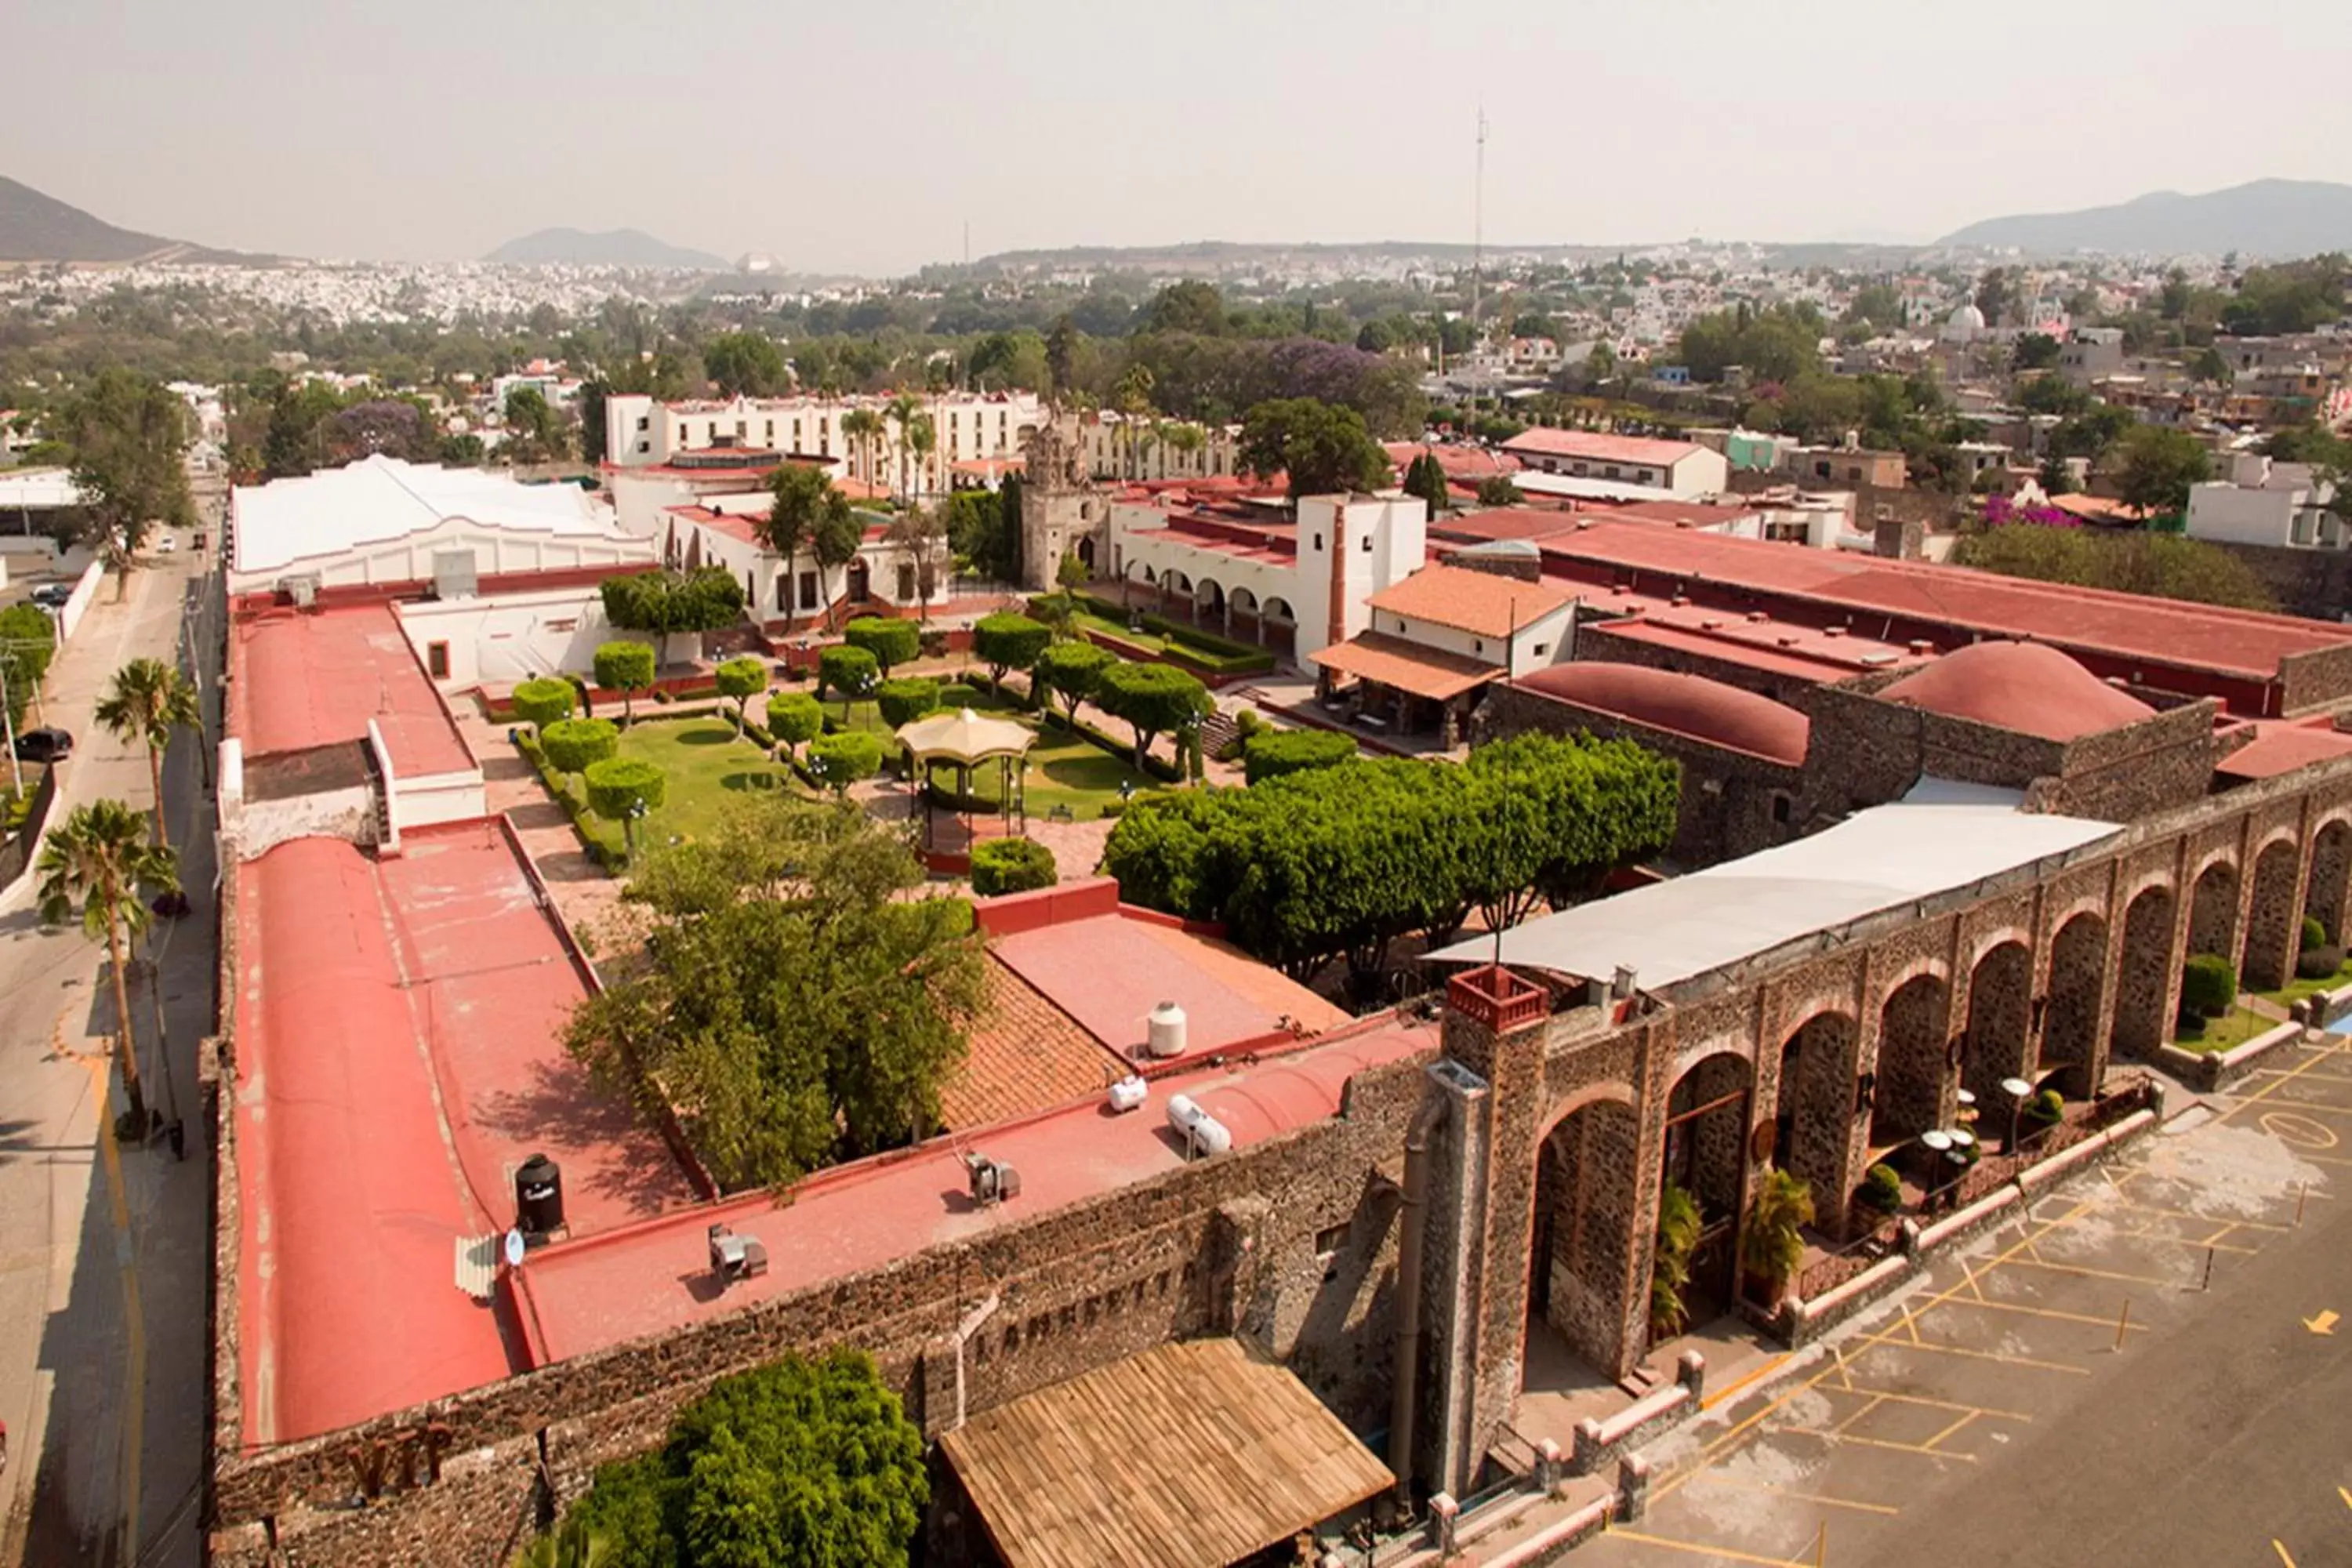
(503, 1228, 527, 1270)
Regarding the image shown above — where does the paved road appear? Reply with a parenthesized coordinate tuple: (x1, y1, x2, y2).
(1573, 1045, 2352, 1568)
(0, 538, 220, 1568)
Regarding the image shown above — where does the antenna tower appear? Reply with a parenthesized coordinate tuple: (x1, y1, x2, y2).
(1472, 107, 1488, 408)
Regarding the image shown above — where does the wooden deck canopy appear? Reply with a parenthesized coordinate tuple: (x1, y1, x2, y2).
(940, 1338, 1394, 1568)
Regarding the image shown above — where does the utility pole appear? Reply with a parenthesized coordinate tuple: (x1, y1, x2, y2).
(1471, 104, 1488, 412)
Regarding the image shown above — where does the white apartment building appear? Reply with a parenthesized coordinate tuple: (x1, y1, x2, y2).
(2187, 452, 2343, 550)
(604, 390, 1044, 499)
(1498, 428, 1731, 497)
(1079, 411, 1243, 483)
(659, 499, 953, 631)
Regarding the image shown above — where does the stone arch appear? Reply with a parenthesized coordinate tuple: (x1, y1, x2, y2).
(1660, 1052, 1750, 1327)
(1962, 940, 2034, 1104)
(2244, 837, 2304, 991)
(2187, 858, 2239, 966)
(2307, 818, 2352, 943)
(1262, 596, 1296, 624)
(1528, 1096, 1642, 1380)
(1964, 926, 2034, 976)
(1772, 1011, 1860, 1229)
(1229, 585, 1260, 616)
(1871, 971, 1951, 1146)
(1075, 535, 1097, 572)
(2041, 911, 2107, 1098)
(2112, 883, 2178, 1059)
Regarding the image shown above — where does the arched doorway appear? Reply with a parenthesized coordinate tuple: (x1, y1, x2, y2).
(1962, 941, 2034, 1104)
(845, 557, 870, 605)
(2187, 859, 2239, 966)
(1527, 1097, 1642, 1383)
(1075, 535, 1096, 574)
(1661, 1054, 1751, 1325)
(2244, 839, 2303, 991)
(1230, 586, 1262, 644)
(1773, 1011, 1860, 1229)
(2042, 913, 2107, 1098)
(2112, 884, 2178, 1058)
(2308, 821, 2352, 943)
(1195, 575, 1225, 628)
(1871, 971, 1951, 1146)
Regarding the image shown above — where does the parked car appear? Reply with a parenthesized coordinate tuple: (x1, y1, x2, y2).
(28, 584, 71, 608)
(13, 727, 72, 763)
(153, 534, 177, 553)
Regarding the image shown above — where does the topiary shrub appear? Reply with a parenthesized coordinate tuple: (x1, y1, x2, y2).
(876, 677, 941, 729)
(1243, 728, 1357, 785)
(592, 639, 657, 722)
(935, 682, 983, 710)
(971, 612, 1051, 688)
(817, 643, 880, 706)
(2303, 914, 2329, 953)
(2024, 1088, 2064, 1130)
(1859, 1163, 1903, 1215)
(2299, 943, 2347, 981)
(511, 677, 575, 732)
(713, 655, 768, 727)
(970, 836, 1058, 897)
(2180, 953, 2237, 1018)
(806, 730, 884, 794)
(843, 615, 920, 674)
(583, 757, 666, 859)
(539, 717, 619, 787)
(765, 691, 823, 759)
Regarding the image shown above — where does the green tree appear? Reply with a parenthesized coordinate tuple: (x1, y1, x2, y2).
(38, 800, 178, 1133)
(1055, 550, 1090, 591)
(585, 757, 666, 859)
(562, 1350, 927, 1568)
(816, 644, 879, 716)
(971, 612, 1051, 689)
(1952, 524, 2272, 611)
(843, 615, 919, 675)
(1243, 728, 1355, 784)
(1144, 279, 1228, 336)
(1402, 449, 1450, 514)
(884, 393, 922, 503)
(967, 329, 1048, 393)
(512, 677, 576, 733)
(600, 568, 747, 641)
(2011, 332, 2061, 372)
(714, 656, 768, 728)
(971, 837, 1058, 896)
(884, 502, 948, 622)
(593, 641, 658, 724)
(1975, 267, 2013, 326)
(809, 504, 866, 629)
(2189, 346, 2233, 387)
(1237, 397, 1393, 502)
(539, 717, 619, 791)
(875, 677, 940, 728)
(764, 691, 823, 760)
(93, 657, 201, 848)
(1032, 640, 1115, 724)
(61, 368, 194, 594)
(1475, 474, 1520, 506)
(1093, 661, 1212, 770)
(2113, 425, 2212, 517)
(503, 385, 564, 463)
(761, 467, 853, 630)
(840, 407, 885, 492)
(0, 603, 57, 731)
(702, 331, 788, 398)
(511, 1517, 607, 1568)
(806, 731, 884, 796)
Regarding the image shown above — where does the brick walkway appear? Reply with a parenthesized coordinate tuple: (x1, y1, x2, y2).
(451, 709, 630, 948)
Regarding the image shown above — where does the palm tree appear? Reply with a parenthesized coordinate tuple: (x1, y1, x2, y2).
(841, 407, 884, 492)
(95, 657, 200, 849)
(906, 411, 937, 503)
(884, 394, 923, 504)
(38, 799, 179, 1134)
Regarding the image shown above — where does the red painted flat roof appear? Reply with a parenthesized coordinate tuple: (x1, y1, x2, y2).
(228, 603, 477, 778)
(506, 1020, 1432, 1367)
(234, 824, 695, 1445)
(1539, 521, 2352, 685)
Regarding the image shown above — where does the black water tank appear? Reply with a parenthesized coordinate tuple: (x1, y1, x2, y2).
(515, 1152, 564, 1236)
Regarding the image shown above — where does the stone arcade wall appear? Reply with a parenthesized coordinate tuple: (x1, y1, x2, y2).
(206, 1029, 1441, 1566)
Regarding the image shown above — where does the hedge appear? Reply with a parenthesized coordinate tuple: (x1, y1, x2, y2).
(515, 731, 618, 869)
(512, 677, 575, 730)
(2180, 953, 2236, 1018)
(876, 677, 942, 729)
(970, 836, 1058, 897)
(1069, 591, 1278, 674)
(844, 615, 920, 674)
(936, 682, 983, 710)
(1243, 728, 1356, 785)
(808, 730, 884, 792)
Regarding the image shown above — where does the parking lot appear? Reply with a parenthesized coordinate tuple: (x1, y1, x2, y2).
(1575, 1036, 2352, 1567)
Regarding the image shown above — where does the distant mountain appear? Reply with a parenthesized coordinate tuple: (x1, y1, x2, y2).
(485, 227, 728, 270)
(0, 173, 194, 263)
(1936, 180, 2352, 258)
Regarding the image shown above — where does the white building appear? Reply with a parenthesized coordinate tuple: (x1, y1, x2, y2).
(659, 500, 952, 631)
(2187, 453, 2343, 550)
(1497, 429, 1730, 498)
(604, 390, 1044, 499)
(1079, 412, 1243, 484)
(227, 455, 652, 594)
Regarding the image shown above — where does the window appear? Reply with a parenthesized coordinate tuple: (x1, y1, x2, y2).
(1312, 532, 1323, 550)
(425, 641, 450, 680)
(1474, 639, 1484, 654)
(799, 571, 819, 609)
(635, 440, 649, 455)
(1359, 533, 1373, 552)
(1772, 793, 1793, 825)
(635, 416, 648, 431)
(777, 575, 791, 611)
(1532, 642, 1549, 656)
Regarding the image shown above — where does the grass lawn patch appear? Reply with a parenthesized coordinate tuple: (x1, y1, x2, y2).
(2256, 958, 2352, 1011)
(539, 715, 801, 860)
(830, 686, 1158, 822)
(2172, 1004, 2281, 1054)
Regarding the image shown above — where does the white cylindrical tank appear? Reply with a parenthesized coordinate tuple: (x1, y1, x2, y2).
(1166, 1093, 1202, 1137)
(1187, 1110, 1232, 1156)
(1146, 1001, 1189, 1059)
(1107, 1075, 1148, 1113)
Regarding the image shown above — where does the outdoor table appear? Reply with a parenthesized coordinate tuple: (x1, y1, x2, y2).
(1919, 1128, 1953, 1184)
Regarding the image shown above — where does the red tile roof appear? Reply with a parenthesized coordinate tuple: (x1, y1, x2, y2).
(1367, 564, 1576, 639)
(1516, 662, 1810, 764)
(1312, 632, 1498, 701)
(942, 960, 1129, 1130)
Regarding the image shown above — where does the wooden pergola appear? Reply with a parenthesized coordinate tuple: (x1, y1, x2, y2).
(896, 706, 1036, 848)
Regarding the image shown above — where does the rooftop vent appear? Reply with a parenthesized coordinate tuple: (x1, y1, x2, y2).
(1908, 640, 1935, 655)
(1747, 611, 1769, 622)
(514, 1152, 564, 1241)
(963, 1151, 1022, 1206)
(707, 1223, 768, 1285)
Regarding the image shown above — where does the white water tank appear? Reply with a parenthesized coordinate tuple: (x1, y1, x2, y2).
(1164, 1093, 1231, 1156)
(1145, 1001, 1189, 1059)
(1107, 1075, 1148, 1113)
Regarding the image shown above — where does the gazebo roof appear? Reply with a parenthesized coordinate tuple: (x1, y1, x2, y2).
(897, 706, 1036, 765)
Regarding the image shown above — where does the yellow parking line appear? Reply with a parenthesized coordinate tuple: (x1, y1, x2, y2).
(2000, 1254, 2186, 1288)
(1826, 1394, 1883, 1435)
(1856, 1335, 2092, 1375)
(1919, 1410, 1978, 1450)
(1605, 1526, 1813, 1566)
(1699, 1353, 1792, 1413)
(2222, 1040, 2350, 1123)
(1836, 1385, 2031, 1421)
(1685, 1475, 1900, 1517)
(1921, 1295, 2149, 1334)
(1782, 1428, 1979, 1461)
(2274, 1540, 2297, 1566)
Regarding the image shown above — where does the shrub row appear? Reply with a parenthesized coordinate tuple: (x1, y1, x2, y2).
(515, 731, 619, 869)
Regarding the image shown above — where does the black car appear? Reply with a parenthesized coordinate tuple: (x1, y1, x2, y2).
(13, 727, 71, 763)
(27, 584, 71, 609)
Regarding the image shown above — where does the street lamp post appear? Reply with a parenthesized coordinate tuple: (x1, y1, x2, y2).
(2002, 1076, 2034, 1156)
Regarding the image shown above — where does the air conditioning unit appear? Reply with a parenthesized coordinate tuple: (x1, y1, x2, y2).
(707, 1222, 768, 1284)
(281, 572, 321, 608)
(964, 1152, 1022, 1206)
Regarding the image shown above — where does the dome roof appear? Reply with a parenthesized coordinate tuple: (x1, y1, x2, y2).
(1517, 662, 1810, 765)
(1947, 302, 1987, 329)
(1877, 641, 2154, 742)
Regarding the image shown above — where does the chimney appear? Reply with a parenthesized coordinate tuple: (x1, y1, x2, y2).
(1327, 504, 1350, 652)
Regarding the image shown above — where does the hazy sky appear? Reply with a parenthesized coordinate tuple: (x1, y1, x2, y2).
(7, 0, 2348, 276)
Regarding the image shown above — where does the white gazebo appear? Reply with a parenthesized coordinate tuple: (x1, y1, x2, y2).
(896, 706, 1036, 848)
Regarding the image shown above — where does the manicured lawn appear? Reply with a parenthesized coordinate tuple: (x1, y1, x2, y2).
(826, 686, 1158, 822)
(1073, 609, 1166, 654)
(2172, 1004, 2283, 1054)
(2256, 956, 2352, 1011)
(549, 715, 800, 859)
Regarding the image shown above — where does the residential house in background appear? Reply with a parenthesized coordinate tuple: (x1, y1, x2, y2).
(2187, 452, 2345, 550)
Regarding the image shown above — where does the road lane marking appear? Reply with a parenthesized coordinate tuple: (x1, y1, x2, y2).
(1681, 1474, 1900, 1517)
(1604, 1526, 1814, 1566)
(2274, 1541, 2296, 1567)
(1921, 1295, 2151, 1334)
(2304, 1309, 2338, 1335)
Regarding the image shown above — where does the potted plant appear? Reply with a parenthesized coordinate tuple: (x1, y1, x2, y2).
(1740, 1169, 1814, 1310)
(2023, 1088, 2064, 1134)
(1650, 1181, 1702, 1341)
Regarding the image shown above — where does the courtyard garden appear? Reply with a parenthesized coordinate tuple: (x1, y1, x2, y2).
(524, 711, 798, 862)
(818, 684, 1159, 822)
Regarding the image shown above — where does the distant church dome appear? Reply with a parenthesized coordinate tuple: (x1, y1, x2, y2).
(1878, 641, 2154, 742)
(1518, 662, 1810, 765)
(1947, 302, 1987, 332)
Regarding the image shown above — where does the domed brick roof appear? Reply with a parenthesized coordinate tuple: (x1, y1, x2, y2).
(1518, 662, 1810, 765)
(1877, 640, 2154, 742)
